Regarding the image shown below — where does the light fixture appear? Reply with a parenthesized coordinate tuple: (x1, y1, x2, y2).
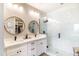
(19, 6, 23, 12)
(29, 10, 39, 18)
(5, 3, 24, 12)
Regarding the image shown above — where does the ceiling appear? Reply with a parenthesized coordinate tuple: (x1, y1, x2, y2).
(28, 3, 65, 13)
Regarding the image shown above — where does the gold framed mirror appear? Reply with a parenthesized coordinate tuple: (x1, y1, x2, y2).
(4, 16, 25, 35)
(28, 20, 39, 34)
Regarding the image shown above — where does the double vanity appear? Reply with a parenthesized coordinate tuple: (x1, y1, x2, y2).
(5, 34, 47, 56)
(4, 16, 47, 56)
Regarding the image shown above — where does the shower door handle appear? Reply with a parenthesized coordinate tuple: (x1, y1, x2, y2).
(58, 33, 61, 39)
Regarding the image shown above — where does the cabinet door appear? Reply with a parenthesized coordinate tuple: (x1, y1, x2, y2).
(6, 44, 28, 56)
(37, 39, 47, 55)
(6, 47, 21, 56)
(36, 40, 43, 55)
(19, 44, 28, 56)
(27, 41, 36, 56)
(42, 39, 47, 53)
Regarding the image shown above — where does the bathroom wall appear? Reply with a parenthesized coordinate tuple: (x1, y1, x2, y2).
(47, 4, 79, 55)
(0, 3, 4, 56)
(4, 3, 46, 41)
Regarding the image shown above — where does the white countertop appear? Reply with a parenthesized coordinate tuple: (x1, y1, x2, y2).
(4, 34, 47, 48)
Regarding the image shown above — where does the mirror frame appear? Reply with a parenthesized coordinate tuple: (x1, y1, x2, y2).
(28, 20, 39, 34)
(4, 16, 25, 36)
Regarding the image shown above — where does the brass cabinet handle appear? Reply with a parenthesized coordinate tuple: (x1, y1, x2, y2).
(19, 50, 21, 52)
(31, 48, 35, 50)
(31, 42, 35, 45)
(17, 51, 19, 53)
(17, 50, 21, 53)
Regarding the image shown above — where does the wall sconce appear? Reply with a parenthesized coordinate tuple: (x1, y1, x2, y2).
(43, 17, 48, 23)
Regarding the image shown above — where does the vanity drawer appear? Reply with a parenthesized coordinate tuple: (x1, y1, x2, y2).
(27, 41, 37, 56)
(37, 39, 47, 45)
(28, 41, 36, 46)
(27, 41, 36, 49)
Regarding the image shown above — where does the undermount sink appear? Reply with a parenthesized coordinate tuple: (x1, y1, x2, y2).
(24, 34, 46, 41)
(24, 34, 41, 39)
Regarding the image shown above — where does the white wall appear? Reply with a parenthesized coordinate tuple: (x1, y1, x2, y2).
(47, 4, 79, 56)
(0, 3, 4, 56)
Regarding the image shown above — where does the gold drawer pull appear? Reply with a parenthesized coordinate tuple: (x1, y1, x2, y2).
(31, 48, 35, 50)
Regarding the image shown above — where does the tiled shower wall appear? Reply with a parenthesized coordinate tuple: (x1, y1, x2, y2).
(47, 3, 79, 56)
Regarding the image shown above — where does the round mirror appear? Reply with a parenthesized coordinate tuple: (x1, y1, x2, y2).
(28, 20, 39, 34)
(4, 16, 25, 35)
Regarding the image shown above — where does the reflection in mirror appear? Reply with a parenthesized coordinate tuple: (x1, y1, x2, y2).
(28, 20, 39, 34)
(4, 16, 25, 35)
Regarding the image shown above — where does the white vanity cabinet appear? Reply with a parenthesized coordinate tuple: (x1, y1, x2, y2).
(5, 35, 47, 56)
(27, 38, 47, 56)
